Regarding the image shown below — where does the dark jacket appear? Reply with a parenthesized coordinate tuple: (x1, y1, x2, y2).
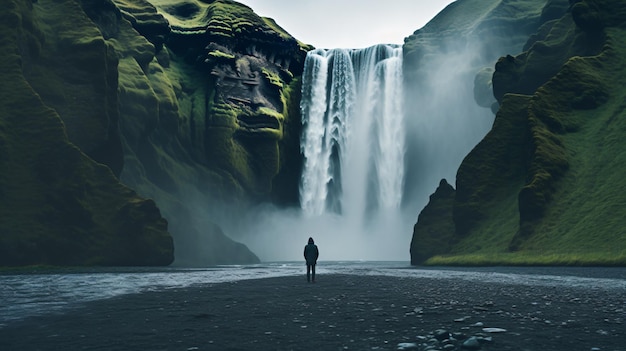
(304, 242, 319, 265)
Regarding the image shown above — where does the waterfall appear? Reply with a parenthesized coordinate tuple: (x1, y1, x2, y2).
(300, 44, 405, 220)
(222, 38, 497, 261)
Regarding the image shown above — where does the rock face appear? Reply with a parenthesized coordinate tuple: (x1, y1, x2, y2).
(112, 0, 308, 265)
(0, 0, 308, 266)
(125, 0, 308, 200)
(401, 0, 554, 221)
(403, 0, 554, 108)
(0, 0, 173, 266)
(410, 0, 626, 265)
(410, 180, 456, 265)
(405, 0, 562, 264)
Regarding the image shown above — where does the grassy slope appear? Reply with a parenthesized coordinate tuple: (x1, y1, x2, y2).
(452, 94, 532, 251)
(407, 0, 562, 265)
(524, 30, 626, 260)
(427, 7, 626, 265)
(404, 0, 546, 64)
(416, 0, 626, 265)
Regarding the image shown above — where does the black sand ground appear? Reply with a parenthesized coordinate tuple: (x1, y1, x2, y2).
(0, 273, 624, 351)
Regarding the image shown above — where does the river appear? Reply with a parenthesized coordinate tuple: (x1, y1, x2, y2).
(1, 262, 624, 328)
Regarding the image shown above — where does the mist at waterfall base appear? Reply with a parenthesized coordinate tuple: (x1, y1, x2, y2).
(220, 42, 495, 263)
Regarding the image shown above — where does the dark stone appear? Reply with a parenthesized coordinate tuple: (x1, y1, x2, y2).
(434, 329, 451, 341)
(410, 179, 456, 265)
(462, 336, 481, 350)
(571, 1, 604, 31)
(473, 67, 496, 109)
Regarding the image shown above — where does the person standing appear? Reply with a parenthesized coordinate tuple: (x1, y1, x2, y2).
(303, 237, 319, 283)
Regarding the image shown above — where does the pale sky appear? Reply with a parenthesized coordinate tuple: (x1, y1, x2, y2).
(237, 0, 456, 49)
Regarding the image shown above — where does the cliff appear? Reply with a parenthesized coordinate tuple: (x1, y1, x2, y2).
(0, 0, 173, 266)
(0, 0, 308, 266)
(113, 0, 309, 265)
(410, 0, 626, 265)
(401, 0, 557, 217)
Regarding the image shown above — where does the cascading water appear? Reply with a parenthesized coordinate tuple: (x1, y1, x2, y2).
(229, 41, 494, 261)
(300, 44, 405, 221)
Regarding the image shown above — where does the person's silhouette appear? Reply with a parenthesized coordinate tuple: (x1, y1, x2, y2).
(303, 237, 319, 282)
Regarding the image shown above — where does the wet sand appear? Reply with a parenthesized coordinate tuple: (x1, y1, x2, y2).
(0, 273, 624, 351)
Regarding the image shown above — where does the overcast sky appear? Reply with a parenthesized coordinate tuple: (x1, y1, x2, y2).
(236, 0, 456, 49)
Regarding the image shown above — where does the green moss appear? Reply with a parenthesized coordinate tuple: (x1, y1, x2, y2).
(571, 1, 603, 31)
(204, 124, 276, 196)
(261, 17, 292, 40)
(202, 63, 294, 198)
(271, 77, 302, 205)
(514, 34, 613, 242)
(258, 106, 283, 121)
(201, 0, 290, 44)
(425, 251, 626, 266)
(493, 3, 605, 102)
(208, 50, 235, 60)
(497, 1, 625, 255)
(513, 26, 626, 256)
(451, 180, 523, 255)
(453, 93, 532, 237)
(209, 102, 239, 127)
(0, 0, 173, 267)
(261, 67, 283, 88)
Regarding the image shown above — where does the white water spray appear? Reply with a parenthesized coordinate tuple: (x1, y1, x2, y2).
(223, 41, 495, 262)
(300, 44, 405, 220)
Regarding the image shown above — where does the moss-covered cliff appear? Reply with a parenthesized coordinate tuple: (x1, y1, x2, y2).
(0, 0, 309, 266)
(113, 0, 309, 265)
(0, 0, 173, 266)
(401, 0, 556, 217)
(410, 0, 626, 265)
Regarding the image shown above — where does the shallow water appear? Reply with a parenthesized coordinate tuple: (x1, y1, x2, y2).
(1, 261, 624, 327)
